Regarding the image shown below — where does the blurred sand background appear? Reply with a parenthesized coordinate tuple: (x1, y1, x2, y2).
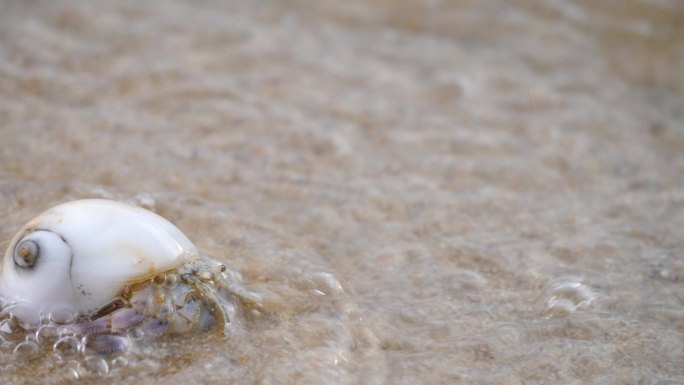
(0, 0, 683, 384)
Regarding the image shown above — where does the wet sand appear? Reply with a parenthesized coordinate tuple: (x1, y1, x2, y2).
(0, 0, 683, 384)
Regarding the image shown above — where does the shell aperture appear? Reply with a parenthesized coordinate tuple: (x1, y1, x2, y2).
(13, 239, 39, 268)
(0, 199, 199, 314)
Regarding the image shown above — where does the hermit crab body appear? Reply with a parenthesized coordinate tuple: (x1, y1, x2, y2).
(0, 200, 237, 355)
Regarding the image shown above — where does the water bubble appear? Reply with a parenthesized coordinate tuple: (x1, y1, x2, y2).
(54, 336, 81, 357)
(79, 356, 109, 376)
(132, 358, 160, 373)
(64, 360, 80, 380)
(49, 308, 76, 325)
(545, 298, 576, 317)
(544, 280, 596, 318)
(13, 341, 39, 361)
(0, 336, 14, 353)
(111, 356, 128, 368)
(49, 352, 64, 366)
(66, 359, 80, 370)
(8, 303, 41, 330)
(59, 328, 76, 337)
(65, 367, 80, 380)
(36, 325, 61, 345)
(309, 272, 344, 296)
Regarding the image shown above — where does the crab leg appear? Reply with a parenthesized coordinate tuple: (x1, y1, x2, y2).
(70, 308, 144, 335)
(82, 333, 130, 356)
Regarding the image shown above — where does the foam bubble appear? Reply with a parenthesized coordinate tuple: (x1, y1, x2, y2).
(309, 272, 344, 296)
(54, 336, 82, 357)
(0, 259, 244, 378)
(8, 303, 41, 331)
(49, 308, 77, 325)
(544, 280, 596, 318)
(0, 336, 14, 353)
(36, 325, 62, 345)
(13, 341, 39, 361)
(111, 356, 128, 368)
(79, 356, 109, 376)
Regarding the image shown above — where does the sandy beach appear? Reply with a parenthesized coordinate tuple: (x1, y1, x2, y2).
(0, 0, 683, 383)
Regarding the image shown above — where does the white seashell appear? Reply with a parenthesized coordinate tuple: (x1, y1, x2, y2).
(0, 199, 199, 314)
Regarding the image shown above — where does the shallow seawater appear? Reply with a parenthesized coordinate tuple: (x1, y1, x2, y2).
(0, 0, 682, 384)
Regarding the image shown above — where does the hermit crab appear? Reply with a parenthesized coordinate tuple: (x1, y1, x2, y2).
(0, 199, 242, 357)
